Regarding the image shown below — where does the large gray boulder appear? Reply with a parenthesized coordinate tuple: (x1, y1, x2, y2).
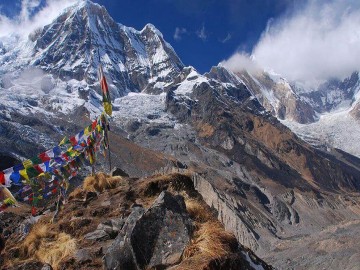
(103, 191, 192, 270)
(103, 206, 145, 270)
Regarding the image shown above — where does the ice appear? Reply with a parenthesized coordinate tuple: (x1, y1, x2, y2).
(175, 69, 209, 96)
(282, 107, 360, 158)
(113, 92, 171, 121)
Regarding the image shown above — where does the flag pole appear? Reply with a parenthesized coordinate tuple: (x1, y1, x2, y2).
(98, 48, 112, 173)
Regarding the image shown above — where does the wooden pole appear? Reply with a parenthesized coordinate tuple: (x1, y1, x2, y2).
(98, 48, 112, 173)
(107, 129, 112, 173)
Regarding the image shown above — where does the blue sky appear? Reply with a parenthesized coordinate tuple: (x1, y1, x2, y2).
(92, 0, 295, 73)
(1, 0, 360, 82)
(0, 0, 295, 73)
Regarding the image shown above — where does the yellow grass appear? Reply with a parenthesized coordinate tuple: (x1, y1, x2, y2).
(185, 198, 214, 223)
(20, 223, 76, 270)
(68, 187, 84, 201)
(83, 172, 123, 193)
(185, 221, 235, 259)
(36, 233, 76, 269)
(182, 197, 237, 266)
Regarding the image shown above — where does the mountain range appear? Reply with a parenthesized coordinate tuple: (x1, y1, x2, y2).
(0, 1, 360, 269)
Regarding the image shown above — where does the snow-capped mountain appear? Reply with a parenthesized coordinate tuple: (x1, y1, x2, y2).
(223, 65, 360, 157)
(0, 0, 183, 108)
(1, 1, 360, 269)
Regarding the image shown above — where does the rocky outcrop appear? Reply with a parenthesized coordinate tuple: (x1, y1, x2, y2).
(192, 173, 259, 251)
(1, 173, 273, 270)
(235, 70, 316, 124)
(103, 206, 145, 270)
(104, 191, 192, 270)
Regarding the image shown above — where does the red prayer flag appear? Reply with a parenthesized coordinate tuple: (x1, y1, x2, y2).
(0, 172, 5, 185)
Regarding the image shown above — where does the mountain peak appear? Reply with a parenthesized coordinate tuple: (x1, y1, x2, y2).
(70, 0, 101, 10)
(141, 23, 164, 38)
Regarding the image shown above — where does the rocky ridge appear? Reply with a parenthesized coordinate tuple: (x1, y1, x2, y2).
(0, 172, 272, 270)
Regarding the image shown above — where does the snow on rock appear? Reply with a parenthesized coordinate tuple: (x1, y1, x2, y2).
(112, 92, 176, 126)
(174, 68, 209, 96)
(282, 107, 360, 158)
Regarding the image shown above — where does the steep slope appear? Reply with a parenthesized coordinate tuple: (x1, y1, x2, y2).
(112, 63, 360, 268)
(231, 69, 317, 124)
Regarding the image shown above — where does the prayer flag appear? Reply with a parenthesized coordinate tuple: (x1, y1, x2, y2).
(99, 65, 112, 116)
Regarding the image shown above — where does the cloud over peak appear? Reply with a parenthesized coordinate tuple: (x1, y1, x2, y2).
(224, 0, 360, 83)
(0, 0, 78, 39)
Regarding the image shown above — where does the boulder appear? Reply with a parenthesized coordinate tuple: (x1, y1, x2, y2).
(84, 218, 125, 241)
(74, 249, 92, 264)
(131, 191, 192, 269)
(103, 206, 145, 270)
(104, 191, 192, 270)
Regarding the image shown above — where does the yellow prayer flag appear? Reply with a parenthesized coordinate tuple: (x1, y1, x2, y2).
(19, 169, 29, 180)
(22, 159, 33, 169)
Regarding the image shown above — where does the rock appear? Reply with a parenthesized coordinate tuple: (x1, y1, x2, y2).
(111, 167, 130, 177)
(132, 191, 192, 269)
(41, 263, 53, 270)
(75, 249, 92, 264)
(84, 217, 125, 241)
(84, 229, 109, 241)
(103, 206, 145, 270)
(104, 192, 192, 270)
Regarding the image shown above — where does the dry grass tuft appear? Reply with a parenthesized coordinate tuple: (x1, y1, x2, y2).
(137, 173, 194, 198)
(68, 187, 85, 201)
(182, 197, 238, 267)
(20, 223, 52, 257)
(19, 223, 76, 269)
(83, 172, 123, 193)
(36, 233, 76, 269)
(185, 199, 214, 223)
(185, 221, 236, 259)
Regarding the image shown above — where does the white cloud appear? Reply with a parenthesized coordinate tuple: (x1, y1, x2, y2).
(20, 0, 42, 22)
(221, 52, 261, 74)
(220, 33, 232, 43)
(225, 0, 360, 84)
(196, 24, 207, 41)
(173, 27, 187, 41)
(0, 0, 78, 39)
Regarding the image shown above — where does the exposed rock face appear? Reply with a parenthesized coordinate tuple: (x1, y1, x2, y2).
(103, 206, 145, 270)
(84, 217, 125, 241)
(104, 191, 192, 270)
(233, 70, 316, 124)
(301, 71, 360, 113)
